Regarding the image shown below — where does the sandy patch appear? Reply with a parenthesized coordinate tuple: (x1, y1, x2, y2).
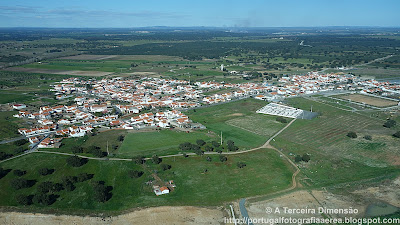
(3, 67, 112, 77)
(59, 55, 118, 60)
(227, 113, 244, 117)
(352, 176, 400, 208)
(0, 206, 224, 225)
(337, 94, 398, 107)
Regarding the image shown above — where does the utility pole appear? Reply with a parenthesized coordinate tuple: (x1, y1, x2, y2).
(220, 131, 223, 146)
(106, 141, 109, 155)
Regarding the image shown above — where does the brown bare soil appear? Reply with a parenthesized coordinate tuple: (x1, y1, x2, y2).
(337, 94, 398, 107)
(0, 206, 224, 225)
(59, 55, 118, 60)
(60, 54, 183, 61)
(3, 67, 112, 76)
(227, 113, 244, 117)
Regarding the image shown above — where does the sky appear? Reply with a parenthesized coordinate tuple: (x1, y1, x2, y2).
(0, 0, 399, 28)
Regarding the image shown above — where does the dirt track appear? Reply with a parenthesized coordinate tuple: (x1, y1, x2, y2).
(0, 206, 225, 225)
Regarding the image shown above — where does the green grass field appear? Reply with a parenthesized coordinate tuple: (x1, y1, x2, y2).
(44, 130, 127, 156)
(118, 130, 215, 157)
(273, 97, 400, 187)
(0, 93, 34, 104)
(0, 111, 24, 140)
(0, 149, 293, 213)
(186, 99, 280, 149)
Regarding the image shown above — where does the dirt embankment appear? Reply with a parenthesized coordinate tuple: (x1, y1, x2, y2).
(0, 206, 225, 225)
(246, 176, 400, 222)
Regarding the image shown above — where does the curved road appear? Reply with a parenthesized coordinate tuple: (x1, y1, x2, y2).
(0, 117, 301, 223)
(19, 118, 297, 163)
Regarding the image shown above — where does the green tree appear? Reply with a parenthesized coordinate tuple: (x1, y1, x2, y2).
(92, 181, 112, 202)
(15, 194, 32, 205)
(160, 164, 172, 171)
(77, 173, 94, 182)
(37, 181, 55, 194)
(72, 146, 83, 154)
(294, 155, 302, 162)
(66, 156, 88, 167)
(118, 135, 125, 142)
(91, 148, 105, 158)
(132, 155, 145, 164)
(128, 170, 144, 178)
(196, 139, 206, 146)
(10, 178, 31, 190)
(152, 155, 162, 164)
(64, 182, 76, 191)
(33, 193, 57, 206)
(205, 146, 214, 152)
(211, 141, 220, 148)
(393, 131, 400, 138)
(13, 169, 26, 177)
(38, 168, 53, 176)
(302, 154, 311, 162)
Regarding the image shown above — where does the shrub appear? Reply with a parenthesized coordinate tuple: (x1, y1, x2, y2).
(160, 164, 172, 171)
(347, 131, 357, 138)
(196, 139, 206, 146)
(364, 135, 372, 140)
(219, 155, 227, 162)
(237, 162, 247, 168)
(132, 155, 145, 164)
(383, 119, 396, 128)
(276, 116, 287, 123)
(393, 131, 400, 138)
(151, 155, 162, 164)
